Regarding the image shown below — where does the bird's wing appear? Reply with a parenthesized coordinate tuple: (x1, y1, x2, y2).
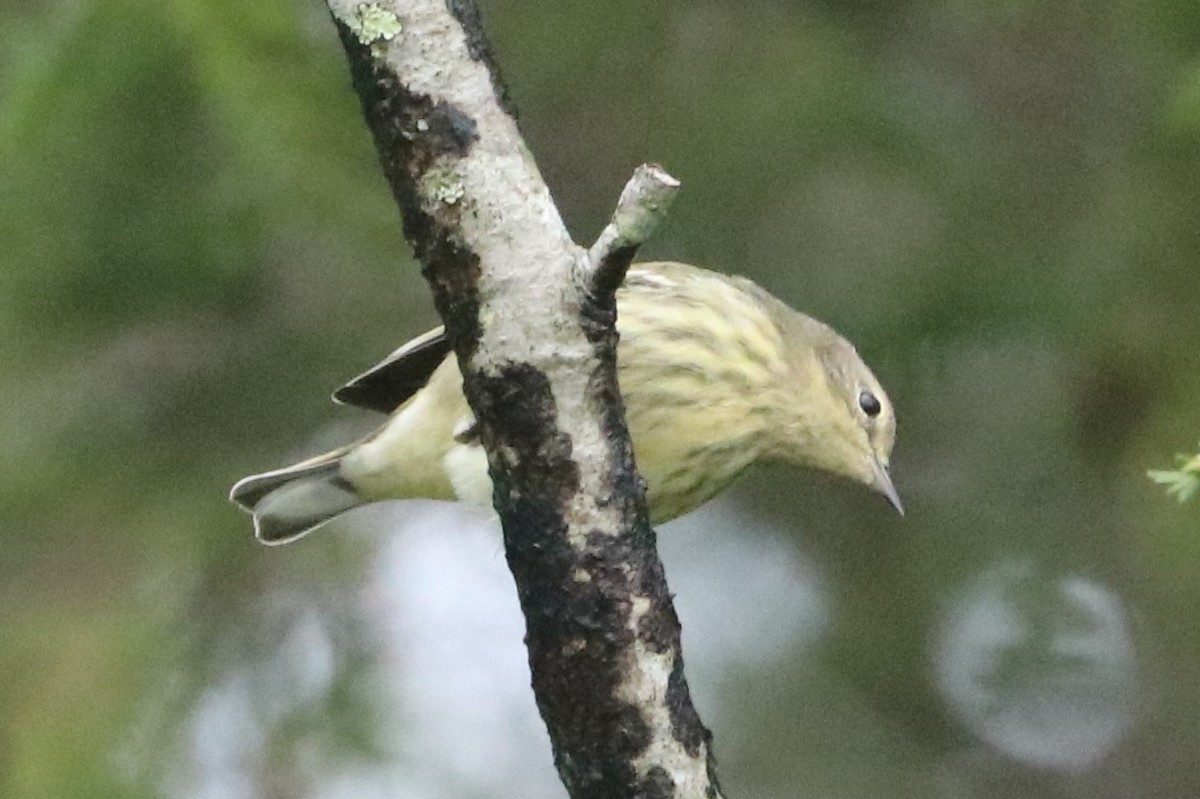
(332, 326, 452, 414)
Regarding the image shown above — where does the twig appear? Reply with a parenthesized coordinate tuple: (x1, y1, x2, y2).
(587, 163, 681, 296)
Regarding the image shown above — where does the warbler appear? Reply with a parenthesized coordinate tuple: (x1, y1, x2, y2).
(231, 261, 901, 544)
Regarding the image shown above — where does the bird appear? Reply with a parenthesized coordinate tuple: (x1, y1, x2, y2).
(230, 261, 901, 544)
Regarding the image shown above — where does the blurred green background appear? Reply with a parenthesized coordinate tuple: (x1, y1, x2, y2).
(3, 0, 1200, 796)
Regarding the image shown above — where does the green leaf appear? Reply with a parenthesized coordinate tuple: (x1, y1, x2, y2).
(1149, 446, 1200, 503)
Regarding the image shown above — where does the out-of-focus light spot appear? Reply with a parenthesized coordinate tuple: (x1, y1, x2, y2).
(358, 495, 827, 797)
(363, 501, 562, 799)
(177, 671, 263, 799)
(170, 494, 828, 798)
(660, 499, 829, 708)
(168, 602, 338, 799)
(932, 559, 1138, 772)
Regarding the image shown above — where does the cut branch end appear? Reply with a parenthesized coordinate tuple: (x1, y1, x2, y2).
(587, 163, 681, 297)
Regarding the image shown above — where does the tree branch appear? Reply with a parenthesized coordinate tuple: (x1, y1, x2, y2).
(325, 2, 720, 797)
(588, 163, 681, 295)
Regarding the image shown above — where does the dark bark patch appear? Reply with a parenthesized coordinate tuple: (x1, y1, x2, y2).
(444, 0, 517, 116)
(423, 100, 478, 158)
(666, 655, 712, 759)
(466, 364, 579, 540)
(334, 20, 478, 174)
(634, 766, 675, 799)
(591, 244, 639, 299)
(467, 364, 665, 797)
(333, 17, 485, 361)
(582, 336, 651, 530)
(423, 244, 483, 364)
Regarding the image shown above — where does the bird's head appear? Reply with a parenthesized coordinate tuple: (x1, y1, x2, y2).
(773, 320, 902, 514)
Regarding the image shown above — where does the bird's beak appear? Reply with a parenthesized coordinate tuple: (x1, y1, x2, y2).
(872, 457, 904, 516)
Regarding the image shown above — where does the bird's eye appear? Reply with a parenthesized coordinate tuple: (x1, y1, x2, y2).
(859, 390, 882, 418)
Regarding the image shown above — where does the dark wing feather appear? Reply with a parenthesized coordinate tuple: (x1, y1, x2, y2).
(333, 327, 451, 414)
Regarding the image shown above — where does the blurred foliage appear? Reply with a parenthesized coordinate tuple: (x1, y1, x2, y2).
(1149, 446, 1200, 503)
(3, 0, 1200, 797)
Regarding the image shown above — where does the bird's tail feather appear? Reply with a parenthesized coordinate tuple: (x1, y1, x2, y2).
(230, 447, 363, 545)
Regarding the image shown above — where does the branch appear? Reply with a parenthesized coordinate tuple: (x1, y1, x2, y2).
(325, 2, 719, 797)
(588, 163, 681, 295)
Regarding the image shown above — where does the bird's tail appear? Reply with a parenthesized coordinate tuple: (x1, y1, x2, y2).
(230, 446, 363, 545)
